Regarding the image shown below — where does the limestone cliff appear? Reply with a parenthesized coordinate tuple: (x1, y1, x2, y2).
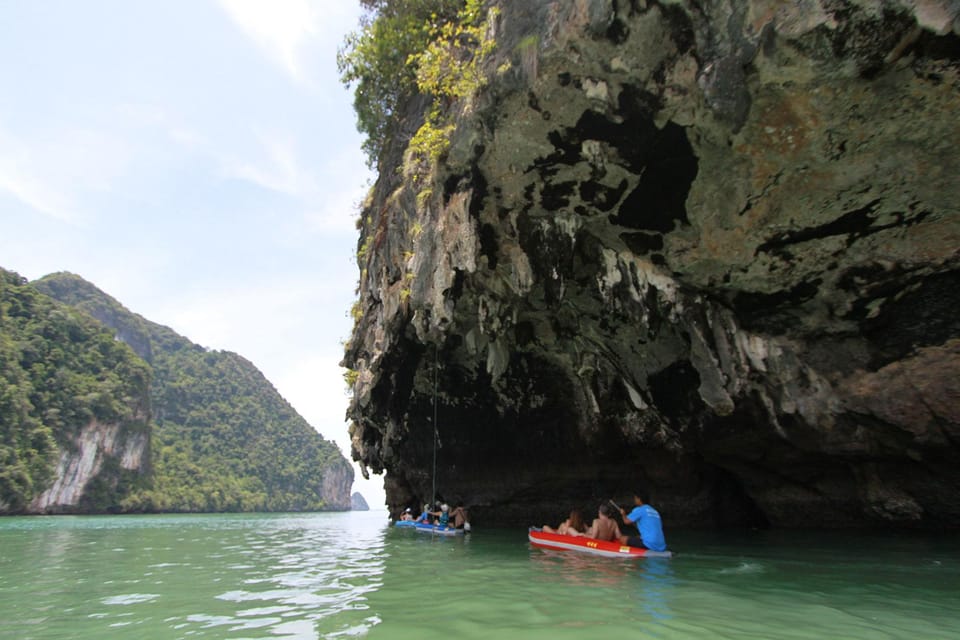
(343, 0, 960, 528)
(0, 268, 153, 514)
(352, 492, 371, 511)
(29, 418, 150, 513)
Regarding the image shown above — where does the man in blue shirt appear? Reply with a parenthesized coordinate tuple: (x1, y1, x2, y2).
(619, 492, 667, 552)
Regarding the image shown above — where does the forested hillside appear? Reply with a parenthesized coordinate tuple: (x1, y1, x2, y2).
(0, 268, 151, 512)
(0, 268, 351, 513)
(34, 272, 353, 513)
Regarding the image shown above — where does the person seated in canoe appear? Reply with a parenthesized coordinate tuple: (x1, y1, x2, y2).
(617, 492, 668, 552)
(571, 503, 622, 542)
(399, 507, 414, 521)
(449, 502, 470, 529)
(417, 504, 432, 524)
(541, 508, 587, 536)
(429, 503, 451, 527)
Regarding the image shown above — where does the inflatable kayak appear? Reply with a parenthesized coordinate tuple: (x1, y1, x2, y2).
(395, 520, 465, 536)
(528, 527, 672, 558)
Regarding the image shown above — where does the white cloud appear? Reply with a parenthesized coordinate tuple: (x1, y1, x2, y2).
(296, 143, 372, 235)
(115, 102, 206, 152)
(115, 102, 169, 127)
(0, 162, 76, 222)
(0, 125, 129, 223)
(217, 0, 321, 84)
(219, 130, 319, 198)
(302, 176, 368, 235)
(156, 277, 349, 352)
(215, 130, 371, 237)
(114, 104, 321, 201)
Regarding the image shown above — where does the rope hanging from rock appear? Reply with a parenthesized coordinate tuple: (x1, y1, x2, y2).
(431, 345, 438, 507)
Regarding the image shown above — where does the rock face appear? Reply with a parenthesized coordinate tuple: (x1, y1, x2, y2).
(344, 0, 960, 528)
(319, 458, 356, 511)
(352, 492, 371, 511)
(29, 419, 150, 513)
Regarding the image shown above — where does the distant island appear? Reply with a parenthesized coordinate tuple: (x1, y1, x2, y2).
(351, 492, 370, 511)
(1, 268, 354, 514)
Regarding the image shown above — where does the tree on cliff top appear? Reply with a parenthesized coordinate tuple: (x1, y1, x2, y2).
(337, 0, 465, 166)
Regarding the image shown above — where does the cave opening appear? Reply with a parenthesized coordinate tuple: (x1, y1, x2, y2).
(478, 224, 498, 269)
(709, 465, 771, 529)
(647, 359, 704, 420)
(609, 121, 699, 233)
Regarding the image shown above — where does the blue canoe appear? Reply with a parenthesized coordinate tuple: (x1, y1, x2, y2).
(394, 520, 465, 536)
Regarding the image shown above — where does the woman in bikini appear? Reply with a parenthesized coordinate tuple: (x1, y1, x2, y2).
(570, 503, 622, 542)
(542, 508, 587, 535)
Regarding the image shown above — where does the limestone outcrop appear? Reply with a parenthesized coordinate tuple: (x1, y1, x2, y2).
(29, 418, 150, 513)
(343, 0, 960, 528)
(352, 492, 371, 511)
(321, 458, 357, 511)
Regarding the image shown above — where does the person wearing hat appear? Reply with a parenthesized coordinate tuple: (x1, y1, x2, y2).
(399, 507, 414, 521)
(429, 503, 451, 527)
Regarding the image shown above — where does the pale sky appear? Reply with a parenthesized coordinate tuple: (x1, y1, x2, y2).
(0, 0, 387, 509)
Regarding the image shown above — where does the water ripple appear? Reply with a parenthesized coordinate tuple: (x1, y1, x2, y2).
(3, 515, 960, 638)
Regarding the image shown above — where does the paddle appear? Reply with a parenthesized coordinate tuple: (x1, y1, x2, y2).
(609, 498, 637, 531)
(608, 499, 627, 525)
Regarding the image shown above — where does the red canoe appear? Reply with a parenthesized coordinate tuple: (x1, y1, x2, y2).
(528, 527, 672, 559)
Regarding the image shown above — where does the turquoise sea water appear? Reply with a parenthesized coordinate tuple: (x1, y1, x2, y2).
(1, 511, 958, 639)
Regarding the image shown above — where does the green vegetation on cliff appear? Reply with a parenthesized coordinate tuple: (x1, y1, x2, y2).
(338, 0, 494, 166)
(2, 267, 352, 513)
(33, 272, 352, 513)
(0, 269, 151, 511)
(338, 0, 461, 163)
(141, 335, 348, 512)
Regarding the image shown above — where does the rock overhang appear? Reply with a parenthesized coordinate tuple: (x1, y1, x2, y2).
(344, 0, 960, 529)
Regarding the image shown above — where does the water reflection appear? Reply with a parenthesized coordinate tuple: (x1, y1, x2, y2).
(208, 512, 389, 638)
(527, 546, 635, 586)
(527, 544, 676, 629)
(634, 558, 675, 626)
